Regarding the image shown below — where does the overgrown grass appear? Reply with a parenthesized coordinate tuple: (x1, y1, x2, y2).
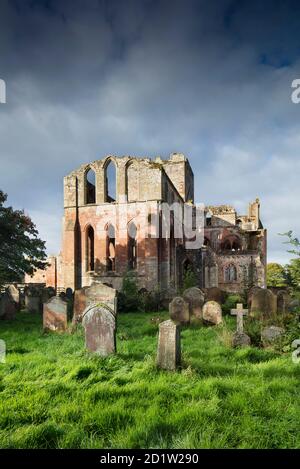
(0, 311, 299, 449)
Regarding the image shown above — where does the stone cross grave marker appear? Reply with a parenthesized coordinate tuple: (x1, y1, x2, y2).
(230, 303, 248, 333)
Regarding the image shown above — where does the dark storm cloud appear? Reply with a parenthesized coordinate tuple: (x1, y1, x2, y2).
(0, 0, 300, 262)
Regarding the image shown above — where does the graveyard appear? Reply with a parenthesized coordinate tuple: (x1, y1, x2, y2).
(0, 287, 299, 449)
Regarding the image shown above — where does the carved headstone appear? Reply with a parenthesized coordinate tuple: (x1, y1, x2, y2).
(0, 292, 17, 320)
(157, 319, 181, 371)
(183, 287, 205, 321)
(82, 303, 116, 356)
(250, 288, 277, 319)
(43, 297, 68, 332)
(202, 301, 222, 325)
(169, 297, 189, 325)
(73, 283, 117, 323)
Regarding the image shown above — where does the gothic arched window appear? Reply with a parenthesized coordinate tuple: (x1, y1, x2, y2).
(106, 224, 115, 272)
(128, 222, 137, 270)
(105, 159, 116, 203)
(224, 264, 237, 282)
(85, 168, 96, 204)
(86, 225, 95, 271)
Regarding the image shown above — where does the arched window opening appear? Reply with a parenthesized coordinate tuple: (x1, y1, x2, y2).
(224, 264, 237, 282)
(221, 237, 241, 252)
(128, 222, 137, 270)
(232, 239, 241, 251)
(85, 168, 96, 204)
(86, 226, 95, 271)
(105, 160, 116, 203)
(106, 224, 116, 272)
(221, 239, 232, 250)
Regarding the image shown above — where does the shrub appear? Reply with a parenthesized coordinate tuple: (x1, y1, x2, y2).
(244, 318, 262, 347)
(222, 294, 243, 315)
(118, 271, 142, 313)
(140, 288, 162, 312)
(181, 266, 197, 292)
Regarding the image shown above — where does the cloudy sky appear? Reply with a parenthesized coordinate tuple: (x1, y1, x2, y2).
(0, 0, 300, 264)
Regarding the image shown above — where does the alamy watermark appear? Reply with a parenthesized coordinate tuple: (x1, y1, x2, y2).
(0, 340, 6, 364)
(291, 79, 300, 103)
(95, 201, 205, 249)
(0, 78, 6, 104)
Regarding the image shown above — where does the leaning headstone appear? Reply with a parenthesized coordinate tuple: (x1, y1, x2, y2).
(183, 287, 205, 321)
(157, 319, 181, 371)
(7, 285, 20, 310)
(169, 297, 190, 325)
(231, 303, 251, 347)
(0, 292, 17, 320)
(249, 288, 277, 319)
(73, 283, 117, 323)
(82, 303, 116, 356)
(261, 326, 285, 347)
(43, 296, 67, 332)
(202, 301, 222, 325)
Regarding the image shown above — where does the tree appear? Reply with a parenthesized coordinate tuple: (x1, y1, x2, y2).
(267, 263, 287, 288)
(182, 266, 197, 291)
(0, 190, 47, 285)
(280, 231, 300, 257)
(286, 258, 300, 290)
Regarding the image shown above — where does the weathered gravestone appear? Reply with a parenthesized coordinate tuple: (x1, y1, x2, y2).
(169, 297, 190, 325)
(157, 319, 181, 371)
(261, 326, 285, 347)
(183, 287, 205, 321)
(82, 303, 116, 356)
(73, 283, 117, 323)
(0, 292, 17, 320)
(43, 296, 68, 332)
(249, 287, 277, 319)
(202, 300, 222, 325)
(25, 287, 41, 314)
(7, 285, 20, 310)
(230, 303, 251, 347)
(276, 290, 290, 315)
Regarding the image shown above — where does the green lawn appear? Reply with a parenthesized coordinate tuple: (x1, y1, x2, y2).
(0, 311, 299, 449)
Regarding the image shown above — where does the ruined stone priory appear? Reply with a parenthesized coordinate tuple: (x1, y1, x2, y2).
(26, 153, 267, 294)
